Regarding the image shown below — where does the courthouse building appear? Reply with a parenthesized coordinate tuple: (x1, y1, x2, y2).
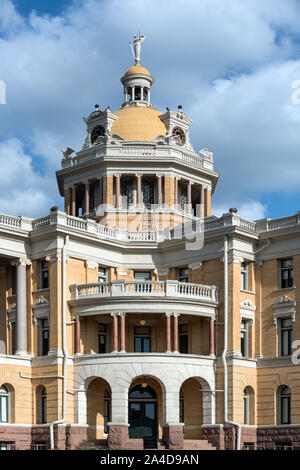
(0, 36, 299, 450)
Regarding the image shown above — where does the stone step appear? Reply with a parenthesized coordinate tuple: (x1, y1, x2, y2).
(76, 439, 108, 450)
(183, 439, 216, 450)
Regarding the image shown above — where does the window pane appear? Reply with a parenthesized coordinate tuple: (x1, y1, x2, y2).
(179, 324, 188, 334)
(0, 396, 8, 423)
(134, 271, 151, 280)
(281, 397, 290, 424)
(134, 337, 142, 352)
(143, 337, 151, 352)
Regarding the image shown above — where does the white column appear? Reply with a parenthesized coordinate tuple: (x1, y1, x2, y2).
(110, 387, 129, 424)
(15, 259, 28, 356)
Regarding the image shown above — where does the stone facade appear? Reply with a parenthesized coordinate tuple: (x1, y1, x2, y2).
(0, 41, 299, 451)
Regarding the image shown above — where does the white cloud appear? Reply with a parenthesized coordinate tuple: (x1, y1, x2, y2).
(213, 200, 268, 221)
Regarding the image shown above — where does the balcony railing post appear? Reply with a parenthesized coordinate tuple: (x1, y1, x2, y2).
(70, 284, 78, 300)
(111, 280, 125, 296)
(166, 280, 178, 297)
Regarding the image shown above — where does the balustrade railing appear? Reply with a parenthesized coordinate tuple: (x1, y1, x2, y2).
(74, 280, 219, 303)
(3, 209, 300, 241)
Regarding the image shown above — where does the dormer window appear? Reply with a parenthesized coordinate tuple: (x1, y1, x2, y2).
(172, 127, 186, 145)
(91, 125, 105, 144)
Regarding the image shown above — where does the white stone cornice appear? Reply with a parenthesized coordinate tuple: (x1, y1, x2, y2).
(273, 295, 296, 324)
(32, 296, 50, 324)
(85, 260, 98, 270)
(188, 262, 202, 271)
(240, 298, 256, 324)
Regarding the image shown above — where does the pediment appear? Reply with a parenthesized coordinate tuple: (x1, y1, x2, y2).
(272, 295, 296, 309)
(240, 298, 256, 312)
(32, 296, 50, 310)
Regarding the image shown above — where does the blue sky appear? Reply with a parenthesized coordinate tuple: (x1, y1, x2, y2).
(1, 0, 300, 220)
(13, 0, 72, 17)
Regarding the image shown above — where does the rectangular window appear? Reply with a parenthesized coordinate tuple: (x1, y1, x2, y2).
(11, 323, 16, 356)
(178, 268, 189, 283)
(280, 318, 293, 356)
(241, 262, 248, 291)
(98, 323, 107, 353)
(40, 261, 49, 289)
(179, 324, 188, 354)
(241, 320, 248, 357)
(280, 259, 293, 289)
(98, 267, 107, 283)
(134, 271, 151, 280)
(41, 320, 49, 356)
(0, 396, 8, 423)
(281, 397, 291, 425)
(0, 442, 14, 450)
(134, 271, 152, 293)
(134, 326, 151, 353)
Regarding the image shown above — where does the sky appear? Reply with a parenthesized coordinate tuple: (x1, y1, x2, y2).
(1, 0, 300, 220)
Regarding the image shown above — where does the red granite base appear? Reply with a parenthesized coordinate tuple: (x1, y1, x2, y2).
(162, 424, 184, 449)
(0, 425, 88, 450)
(107, 425, 129, 449)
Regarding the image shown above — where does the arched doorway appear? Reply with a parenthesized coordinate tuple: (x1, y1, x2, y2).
(180, 377, 213, 439)
(129, 384, 157, 439)
(86, 378, 111, 440)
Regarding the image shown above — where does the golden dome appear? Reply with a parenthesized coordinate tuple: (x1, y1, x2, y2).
(111, 106, 167, 141)
(124, 64, 151, 77)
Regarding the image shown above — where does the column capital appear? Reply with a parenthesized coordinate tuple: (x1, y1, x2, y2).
(46, 253, 62, 263)
(114, 173, 121, 178)
(12, 258, 31, 267)
(118, 312, 126, 318)
(172, 313, 181, 317)
(165, 312, 172, 317)
(111, 313, 118, 318)
(135, 173, 142, 178)
(83, 180, 90, 185)
(156, 173, 163, 178)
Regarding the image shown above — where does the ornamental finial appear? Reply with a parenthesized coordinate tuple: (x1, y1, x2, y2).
(129, 31, 146, 64)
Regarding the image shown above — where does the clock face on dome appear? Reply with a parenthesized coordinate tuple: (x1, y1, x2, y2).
(172, 126, 186, 145)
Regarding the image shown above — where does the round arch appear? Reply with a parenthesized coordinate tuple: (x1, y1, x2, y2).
(85, 377, 111, 440)
(0, 383, 15, 424)
(179, 377, 213, 438)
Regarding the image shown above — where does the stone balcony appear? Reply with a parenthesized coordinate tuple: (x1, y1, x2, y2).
(69, 280, 219, 317)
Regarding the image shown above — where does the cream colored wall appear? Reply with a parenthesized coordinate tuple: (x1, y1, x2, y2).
(181, 378, 203, 439)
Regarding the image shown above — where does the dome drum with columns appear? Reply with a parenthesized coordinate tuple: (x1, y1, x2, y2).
(56, 34, 219, 230)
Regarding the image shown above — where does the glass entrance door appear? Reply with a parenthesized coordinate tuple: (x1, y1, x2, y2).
(128, 385, 158, 439)
(129, 401, 157, 438)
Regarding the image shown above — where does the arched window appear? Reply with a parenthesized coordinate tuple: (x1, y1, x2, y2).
(243, 389, 249, 425)
(104, 389, 111, 434)
(37, 387, 47, 424)
(129, 385, 157, 400)
(0, 386, 9, 423)
(279, 386, 291, 425)
(91, 125, 105, 144)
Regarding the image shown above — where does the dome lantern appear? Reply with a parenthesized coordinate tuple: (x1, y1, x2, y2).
(121, 33, 154, 108)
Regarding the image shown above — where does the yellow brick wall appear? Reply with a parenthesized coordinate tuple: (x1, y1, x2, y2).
(181, 378, 203, 438)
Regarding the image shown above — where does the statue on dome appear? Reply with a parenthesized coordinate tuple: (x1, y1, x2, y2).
(130, 32, 146, 64)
